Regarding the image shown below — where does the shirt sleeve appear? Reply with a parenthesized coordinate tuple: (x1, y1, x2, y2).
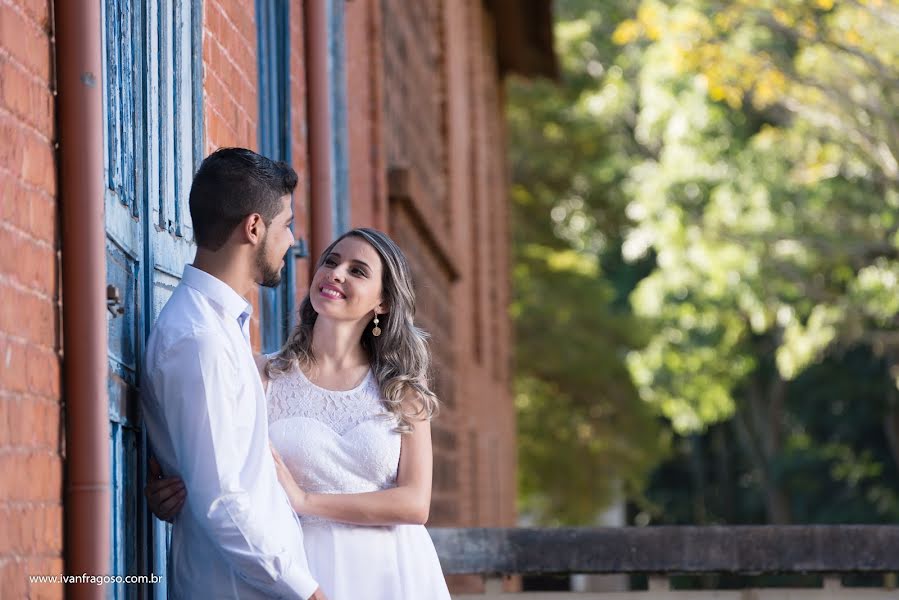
(152, 333, 319, 600)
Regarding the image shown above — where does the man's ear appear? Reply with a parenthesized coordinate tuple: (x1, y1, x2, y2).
(242, 213, 265, 246)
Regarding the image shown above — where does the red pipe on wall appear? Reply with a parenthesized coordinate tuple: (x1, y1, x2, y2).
(55, 0, 110, 597)
(304, 0, 334, 266)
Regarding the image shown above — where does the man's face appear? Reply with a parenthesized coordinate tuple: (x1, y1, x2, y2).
(255, 195, 294, 288)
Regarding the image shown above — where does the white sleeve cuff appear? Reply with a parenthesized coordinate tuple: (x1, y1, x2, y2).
(276, 565, 319, 600)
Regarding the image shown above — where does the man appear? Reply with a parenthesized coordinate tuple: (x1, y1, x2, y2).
(142, 148, 326, 599)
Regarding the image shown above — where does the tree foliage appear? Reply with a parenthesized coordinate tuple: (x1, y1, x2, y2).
(509, 0, 899, 525)
(508, 0, 668, 525)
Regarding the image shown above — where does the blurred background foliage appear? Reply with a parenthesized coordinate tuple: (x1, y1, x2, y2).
(509, 0, 899, 527)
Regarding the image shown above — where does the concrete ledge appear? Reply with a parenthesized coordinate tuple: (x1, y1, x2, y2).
(429, 526, 899, 575)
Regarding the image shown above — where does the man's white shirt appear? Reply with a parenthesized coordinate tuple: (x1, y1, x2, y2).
(142, 265, 317, 599)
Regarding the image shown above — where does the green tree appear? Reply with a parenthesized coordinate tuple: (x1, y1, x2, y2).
(509, 0, 667, 525)
(510, 0, 899, 526)
(612, 0, 899, 522)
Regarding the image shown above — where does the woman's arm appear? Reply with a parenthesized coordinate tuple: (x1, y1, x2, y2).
(272, 394, 433, 526)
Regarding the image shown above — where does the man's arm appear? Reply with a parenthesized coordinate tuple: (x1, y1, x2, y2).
(153, 333, 319, 599)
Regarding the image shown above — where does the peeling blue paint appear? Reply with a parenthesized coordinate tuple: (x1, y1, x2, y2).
(103, 0, 201, 596)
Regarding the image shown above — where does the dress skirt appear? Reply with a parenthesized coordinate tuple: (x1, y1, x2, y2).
(302, 520, 452, 600)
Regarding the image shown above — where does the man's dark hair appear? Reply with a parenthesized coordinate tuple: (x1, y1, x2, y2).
(189, 147, 298, 250)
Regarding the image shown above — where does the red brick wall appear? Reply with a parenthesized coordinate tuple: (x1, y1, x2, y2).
(345, 0, 388, 232)
(382, 0, 448, 229)
(289, 0, 313, 301)
(0, 1, 64, 598)
(350, 0, 518, 543)
(202, 0, 314, 338)
(203, 0, 258, 153)
(201, 0, 265, 347)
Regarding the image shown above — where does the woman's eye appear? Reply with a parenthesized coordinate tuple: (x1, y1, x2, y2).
(351, 268, 366, 277)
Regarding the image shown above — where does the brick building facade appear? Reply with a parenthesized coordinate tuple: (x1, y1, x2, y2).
(0, 1, 554, 597)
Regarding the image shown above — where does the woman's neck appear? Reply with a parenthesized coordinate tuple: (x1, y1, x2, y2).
(310, 317, 369, 371)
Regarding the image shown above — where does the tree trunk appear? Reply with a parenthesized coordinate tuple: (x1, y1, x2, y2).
(733, 374, 793, 525)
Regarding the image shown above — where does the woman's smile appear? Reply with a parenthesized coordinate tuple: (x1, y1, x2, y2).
(319, 283, 346, 300)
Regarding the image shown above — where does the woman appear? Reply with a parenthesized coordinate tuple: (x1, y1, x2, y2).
(146, 228, 451, 599)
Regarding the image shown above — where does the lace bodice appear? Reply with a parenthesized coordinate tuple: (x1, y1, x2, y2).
(266, 362, 402, 516)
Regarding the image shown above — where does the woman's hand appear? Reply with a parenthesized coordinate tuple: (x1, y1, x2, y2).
(271, 445, 308, 513)
(144, 456, 186, 522)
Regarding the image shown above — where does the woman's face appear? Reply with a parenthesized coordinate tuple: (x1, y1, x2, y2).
(310, 236, 385, 324)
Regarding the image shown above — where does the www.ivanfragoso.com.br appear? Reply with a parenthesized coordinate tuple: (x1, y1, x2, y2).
(29, 573, 164, 585)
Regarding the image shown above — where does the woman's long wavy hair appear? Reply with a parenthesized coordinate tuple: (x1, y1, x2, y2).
(266, 227, 439, 432)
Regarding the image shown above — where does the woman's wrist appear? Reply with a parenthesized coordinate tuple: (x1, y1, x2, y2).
(298, 491, 320, 516)
(288, 486, 309, 514)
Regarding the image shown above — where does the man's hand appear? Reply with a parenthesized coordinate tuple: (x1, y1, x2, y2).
(145, 456, 186, 522)
(309, 587, 329, 600)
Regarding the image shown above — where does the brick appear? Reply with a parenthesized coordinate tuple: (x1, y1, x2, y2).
(0, 559, 28, 598)
(0, 394, 8, 446)
(0, 115, 24, 172)
(47, 506, 63, 554)
(208, 40, 228, 85)
(0, 506, 13, 553)
(0, 453, 21, 500)
(6, 395, 59, 450)
(0, 452, 60, 502)
(0, 336, 30, 395)
(0, 2, 52, 82)
(0, 171, 32, 237)
(31, 453, 61, 502)
(27, 556, 64, 600)
(7, 396, 30, 448)
(20, 127, 55, 193)
(17, 0, 50, 29)
(0, 59, 54, 137)
(26, 345, 61, 400)
(27, 192, 57, 245)
(0, 119, 56, 195)
(0, 225, 56, 296)
(0, 283, 56, 344)
(21, 505, 40, 554)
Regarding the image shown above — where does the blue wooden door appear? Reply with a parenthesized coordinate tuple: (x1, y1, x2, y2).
(102, 0, 202, 597)
(257, 0, 295, 352)
(257, 0, 314, 352)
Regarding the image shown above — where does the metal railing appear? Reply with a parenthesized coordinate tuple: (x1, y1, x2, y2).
(429, 526, 899, 598)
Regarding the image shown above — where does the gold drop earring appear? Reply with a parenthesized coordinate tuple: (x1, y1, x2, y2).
(372, 314, 382, 337)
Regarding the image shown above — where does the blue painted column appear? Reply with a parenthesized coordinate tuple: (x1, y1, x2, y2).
(257, 0, 298, 352)
(327, 0, 350, 237)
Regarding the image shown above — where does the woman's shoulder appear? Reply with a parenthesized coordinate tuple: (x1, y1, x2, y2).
(256, 352, 293, 396)
(253, 353, 271, 373)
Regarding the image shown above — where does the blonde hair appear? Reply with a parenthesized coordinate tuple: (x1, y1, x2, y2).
(266, 228, 439, 432)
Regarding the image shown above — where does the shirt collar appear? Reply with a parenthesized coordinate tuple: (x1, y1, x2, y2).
(181, 265, 253, 322)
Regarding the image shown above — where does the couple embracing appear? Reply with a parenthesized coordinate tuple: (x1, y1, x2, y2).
(142, 147, 451, 599)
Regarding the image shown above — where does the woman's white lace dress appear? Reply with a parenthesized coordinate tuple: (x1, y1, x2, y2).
(267, 363, 451, 600)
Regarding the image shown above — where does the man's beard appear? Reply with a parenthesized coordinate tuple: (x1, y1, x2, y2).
(256, 235, 283, 288)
